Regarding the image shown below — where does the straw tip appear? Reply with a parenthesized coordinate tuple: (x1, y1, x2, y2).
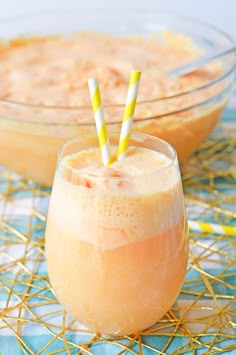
(88, 77, 98, 95)
(88, 77, 97, 85)
(131, 70, 142, 77)
(130, 70, 142, 82)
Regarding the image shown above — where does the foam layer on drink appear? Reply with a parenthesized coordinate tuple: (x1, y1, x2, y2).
(50, 146, 184, 249)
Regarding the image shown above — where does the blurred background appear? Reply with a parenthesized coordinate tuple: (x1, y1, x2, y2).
(0, 0, 236, 40)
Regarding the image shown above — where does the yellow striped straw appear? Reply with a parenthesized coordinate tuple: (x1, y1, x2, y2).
(188, 220, 236, 237)
(117, 70, 141, 160)
(88, 78, 112, 167)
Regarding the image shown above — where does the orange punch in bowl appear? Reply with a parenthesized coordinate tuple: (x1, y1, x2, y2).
(0, 11, 235, 186)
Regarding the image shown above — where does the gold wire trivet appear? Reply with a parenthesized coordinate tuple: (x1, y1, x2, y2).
(0, 124, 235, 355)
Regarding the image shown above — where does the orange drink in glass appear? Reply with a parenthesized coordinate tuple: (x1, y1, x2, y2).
(45, 132, 188, 335)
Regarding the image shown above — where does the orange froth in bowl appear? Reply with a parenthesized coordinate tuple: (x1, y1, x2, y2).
(0, 17, 234, 185)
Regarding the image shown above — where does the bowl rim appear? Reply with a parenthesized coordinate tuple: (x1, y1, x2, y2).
(1, 80, 233, 127)
(0, 8, 235, 117)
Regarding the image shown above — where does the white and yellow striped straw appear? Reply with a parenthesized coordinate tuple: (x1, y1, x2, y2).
(88, 78, 112, 167)
(117, 70, 141, 160)
(188, 220, 236, 237)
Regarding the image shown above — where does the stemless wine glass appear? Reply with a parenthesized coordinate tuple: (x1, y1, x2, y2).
(45, 132, 189, 336)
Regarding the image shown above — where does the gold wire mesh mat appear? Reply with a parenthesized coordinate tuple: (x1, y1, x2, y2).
(0, 123, 235, 355)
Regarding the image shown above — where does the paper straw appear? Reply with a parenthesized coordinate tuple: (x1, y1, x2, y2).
(188, 220, 236, 236)
(88, 78, 112, 167)
(117, 70, 141, 160)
